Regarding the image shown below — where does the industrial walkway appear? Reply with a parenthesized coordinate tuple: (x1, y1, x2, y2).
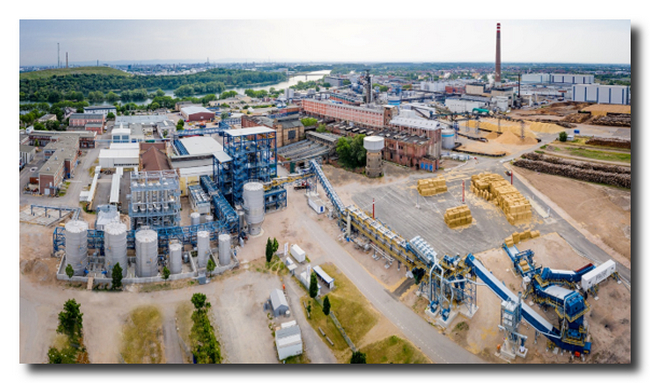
(299, 213, 484, 364)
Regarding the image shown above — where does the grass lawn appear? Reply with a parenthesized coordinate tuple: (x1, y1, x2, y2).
(300, 296, 349, 354)
(362, 335, 430, 364)
(319, 264, 378, 345)
(120, 305, 165, 363)
(284, 353, 312, 364)
(565, 147, 631, 163)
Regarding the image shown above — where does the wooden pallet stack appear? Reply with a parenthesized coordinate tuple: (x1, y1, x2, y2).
(417, 177, 448, 196)
(504, 229, 541, 247)
(471, 172, 532, 225)
(444, 205, 472, 228)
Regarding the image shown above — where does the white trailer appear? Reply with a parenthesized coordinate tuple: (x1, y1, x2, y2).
(290, 244, 306, 263)
(308, 197, 326, 214)
(581, 260, 617, 291)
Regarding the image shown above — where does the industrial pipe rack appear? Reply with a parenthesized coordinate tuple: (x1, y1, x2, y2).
(30, 204, 81, 220)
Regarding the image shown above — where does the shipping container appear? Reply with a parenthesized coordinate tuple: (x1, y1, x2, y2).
(581, 260, 617, 291)
(290, 244, 306, 263)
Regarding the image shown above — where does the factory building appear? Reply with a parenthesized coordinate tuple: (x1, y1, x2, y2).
(171, 137, 231, 195)
(29, 130, 96, 148)
(84, 122, 104, 134)
(99, 143, 140, 168)
(241, 114, 304, 147)
(69, 113, 105, 128)
(466, 83, 486, 95)
(38, 136, 80, 195)
(140, 143, 171, 172)
(445, 97, 487, 113)
(83, 106, 117, 116)
(330, 93, 361, 106)
(572, 84, 630, 105)
(128, 170, 181, 230)
(521, 73, 595, 85)
(180, 106, 215, 122)
(324, 75, 347, 87)
(302, 99, 397, 130)
(20, 145, 36, 167)
(275, 323, 303, 361)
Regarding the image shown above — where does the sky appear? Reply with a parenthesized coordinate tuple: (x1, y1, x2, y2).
(19, 19, 631, 67)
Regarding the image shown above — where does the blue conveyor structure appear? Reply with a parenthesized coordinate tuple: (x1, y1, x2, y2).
(502, 243, 540, 279)
(200, 175, 238, 232)
(309, 159, 345, 216)
(465, 253, 591, 354)
(537, 264, 595, 288)
(173, 139, 189, 156)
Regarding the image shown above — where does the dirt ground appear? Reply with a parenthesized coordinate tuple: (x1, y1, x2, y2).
(514, 167, 631, 261)
(465, 233, 630, 364)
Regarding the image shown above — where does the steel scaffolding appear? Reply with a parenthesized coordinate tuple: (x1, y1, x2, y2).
(128, 170, 181, 230)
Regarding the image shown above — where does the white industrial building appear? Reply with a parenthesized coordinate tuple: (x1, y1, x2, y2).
(572, 84, 630, 105)
(275, 322, 303, 361)
(98, 143, 140, 168)
(179, 136, 224, 156)
(445, 98, 487, 113)
(521, 73, 594, 85)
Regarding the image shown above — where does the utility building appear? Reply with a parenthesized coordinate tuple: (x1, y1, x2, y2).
(275, 323, 303, 361)
(180, 106, 215, 122)
(270, 288, 289, 317)
(572, 84, 630, 105)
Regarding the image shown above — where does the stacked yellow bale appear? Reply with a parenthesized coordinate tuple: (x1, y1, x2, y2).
(444, 205, 473, 228)
(471, 173, 533, 225)
(505, 229, 541, 246)
(417, 177, 448, 196)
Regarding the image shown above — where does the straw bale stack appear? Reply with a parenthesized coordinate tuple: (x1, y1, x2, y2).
(417, 177, 448, 196)
(504, 229, 541, 246)
(471, 172, 532, 225)
(444, 205, 472, 228)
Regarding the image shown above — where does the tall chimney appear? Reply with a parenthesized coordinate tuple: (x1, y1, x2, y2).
(66, 52, 68, 68)
(495, 22, 501, 84)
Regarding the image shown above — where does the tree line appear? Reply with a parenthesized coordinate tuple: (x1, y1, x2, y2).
(20, 68, 286, 102)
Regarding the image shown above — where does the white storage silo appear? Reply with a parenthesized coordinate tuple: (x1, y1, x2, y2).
(363, 136, 384, 178)
(205, 215, 213, 223)
(104, 221, 127, 277)
(243, 182, 265, 236)
(197, 230, 210, 268)
(190, 212, 201, 226)
(135, 228, 158, 278)
(169, 241, 183, 275)
(442, 129, 456, 150)
(218, 234, 231, 266)
(65, 220, 88, 276)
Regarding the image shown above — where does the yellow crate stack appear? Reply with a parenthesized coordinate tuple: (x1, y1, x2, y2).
(505, 229, 541, 246)
(417, 177, 448, 196)
(471, 172, 532, 225)
(444, 205, 473, 228)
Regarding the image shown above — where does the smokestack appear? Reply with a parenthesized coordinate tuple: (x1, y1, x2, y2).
(66, 52, 68, 68)
(495, 22, 501, 84)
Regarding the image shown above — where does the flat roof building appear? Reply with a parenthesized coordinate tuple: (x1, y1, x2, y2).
(181, 106, 215, 122)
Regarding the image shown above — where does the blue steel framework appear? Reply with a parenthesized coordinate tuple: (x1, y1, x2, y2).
(223, 129, 277, 204)
(128, 170, 182, 230)
(200, 175, 239, 232)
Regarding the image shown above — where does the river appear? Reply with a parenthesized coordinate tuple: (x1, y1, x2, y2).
(20, 70, 332, 107)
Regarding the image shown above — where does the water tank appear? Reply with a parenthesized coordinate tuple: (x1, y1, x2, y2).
(243, 182, 265, 236)
(104, 221, 127, 277)
(197, 230, 210, 268)
(190, 212, 201, 226)
(442, 129, 456, 150)
(218, 234, 231, 266)
(65, 220, 88, 276)
(236, 207, 246, 231)
(135, 228, 158, 278)
(205, 215, 213, 223)
(363, 136, 385, 152)
(169, 241, 182, 274)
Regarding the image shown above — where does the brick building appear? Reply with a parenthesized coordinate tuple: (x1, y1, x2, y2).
(180, 106, 215, 122)
(301, 99, 397, 129)
(69, 113, 105, 127)
(241, 114, 304, 148)
(29, 130, 96, 149)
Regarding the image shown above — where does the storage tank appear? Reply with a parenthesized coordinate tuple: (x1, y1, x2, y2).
(243, 182, 265, 236)
(364, 136, 384, 178)
(104, 221, 127, 277)
(218, 234, 231, 266)
(236, 207, 246, 231)
(65, 220, 88, 276)
(135, 228, 158, 278)
(205, 215, 213, 223)
(197, 230, 210, 268)
(442, 129, 456, 150)
(169, 241, 183, 274)
(190, 212, 201, 226)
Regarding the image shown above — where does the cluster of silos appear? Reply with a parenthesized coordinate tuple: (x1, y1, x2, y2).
(104, 221, 127, 277)
(442, 128, 456, 150)
(218, 234, 231, 266)
(243, 182, 265, 236)
(65, 220, 88, 276)
(197, 231, 210, 268)
(169, 241, 183, 275)
(364, 136, 384, 178)
(135, 227, 158, 278)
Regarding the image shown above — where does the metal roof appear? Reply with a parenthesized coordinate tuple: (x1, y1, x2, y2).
(179, 137, 224, 156)
(224, 126, 275, 137)
(270, 288, 289, 310)
(115, 115, 170, 124)
(390, 117, 440, 131)
(312, 265, 334, 285)
(275, 325, 301, 348)
(70, 113, 103, 119)
(181, 106, 214, 115)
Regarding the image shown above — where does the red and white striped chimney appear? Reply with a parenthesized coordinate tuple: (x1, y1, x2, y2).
(495, 22, 501, 84)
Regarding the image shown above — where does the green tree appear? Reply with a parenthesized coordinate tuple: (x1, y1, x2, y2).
(112, 263, 123, 290)
(106, 91, 119, 103)
(378, 85, 389, 92)
(322, 295, 331, 316)
(46, 120, 61, 131)
(191, 293, 210, 311)
(558, 131, 567, 142)
(162, 266, 170, 281)
(307, 302, 312, 317)
(207, 259, 215, 277)
(316, 124, 328, 133)
(309, 272, 318, 298)
(220, 112, 229, 121)
(106, 112, 115, 120)
(149, 102, 160, 111)
(350, 351, 367, 364)
(301, 117, 318, 127)
(155, 88, 165, 97)
(48, 346, 77, 364)
(57, 299, 83, 344)
(65, 264, 74, 280)
(176, 119, 185, 131)
(33, 121, 46, 131)
(265, 238, 274, 263)
(272, 238, 279, 254)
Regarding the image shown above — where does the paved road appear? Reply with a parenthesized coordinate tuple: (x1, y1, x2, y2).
(298, 213, 484, 364)
(162, 307, 184, 364)
(283, 276, 338, 363)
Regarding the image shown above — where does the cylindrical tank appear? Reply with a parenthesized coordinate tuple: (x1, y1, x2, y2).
(169, 241, 182, 274)
(190, 212, 201, 226)
(218, 234, 231, 266)
(65, 220, 88, 276)
(363, 136, 385, 152)
(364, 136, 385, 178)
(197, 231, 210, 268)
(135, 228, 158, 278)
(205, 215, 213, 223)
(442, 128, 456, 150)
(236, 207, 246, 231)
(104, 221, 127, 277)
(243, 182, 265, 236)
